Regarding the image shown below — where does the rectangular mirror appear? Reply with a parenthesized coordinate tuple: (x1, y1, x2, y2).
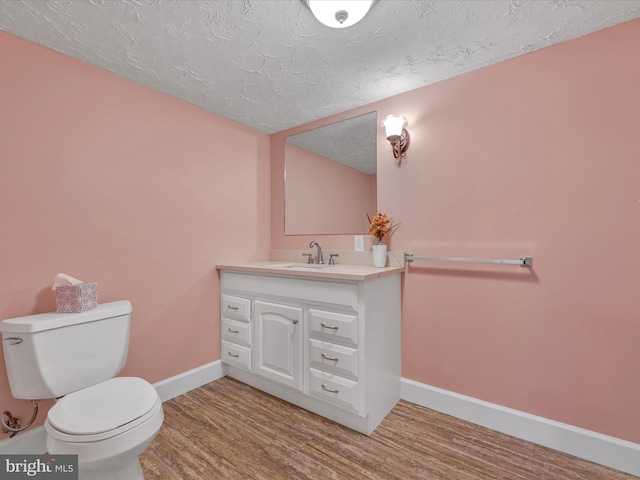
(284, 112, 377, 235)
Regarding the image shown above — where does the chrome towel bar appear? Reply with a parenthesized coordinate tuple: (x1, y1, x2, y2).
(404, 253, 533, 267)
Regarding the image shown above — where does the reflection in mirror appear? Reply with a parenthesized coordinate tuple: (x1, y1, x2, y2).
(285, 112, 377, 235)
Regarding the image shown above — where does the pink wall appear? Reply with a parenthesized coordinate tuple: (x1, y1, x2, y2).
(273, 19, 640, 443)
(0, 32, 270, 430)
(285, 143, 375, 234)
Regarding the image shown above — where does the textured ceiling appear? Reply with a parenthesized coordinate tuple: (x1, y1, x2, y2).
(286, 112, 377, 173)
(1, 0, 639, 134)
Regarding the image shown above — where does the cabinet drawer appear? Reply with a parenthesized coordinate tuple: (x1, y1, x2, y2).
(309, 309, 358, 347)
(221, 294, 251, 322)
(309, 339, 358, 380)
(309, 368, 359, 412)
(222, 340, 252, 371)
(222, 318, 251, 347)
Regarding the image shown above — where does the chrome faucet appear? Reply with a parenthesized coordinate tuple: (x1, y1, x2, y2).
(309, 241, 324, 264)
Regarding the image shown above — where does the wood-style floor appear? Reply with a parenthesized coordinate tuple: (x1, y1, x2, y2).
(140, 377, 637, 480)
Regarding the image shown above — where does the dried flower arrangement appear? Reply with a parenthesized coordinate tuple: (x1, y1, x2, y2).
(367, 211, 400, 244)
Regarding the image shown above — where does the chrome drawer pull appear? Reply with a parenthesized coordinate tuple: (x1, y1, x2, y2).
(320, 322, 338, 330)
(321, 384, 339, 394)
(320, 353, 339, 362)
(227, 352, 240, 358)
(226, 305, 239, 311)
(227, 328, 240, 333)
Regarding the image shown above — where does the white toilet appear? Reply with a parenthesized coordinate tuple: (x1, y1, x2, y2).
(0, 300, 164, 480)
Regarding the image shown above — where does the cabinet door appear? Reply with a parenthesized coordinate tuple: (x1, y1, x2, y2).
(254, 300, 303, 390)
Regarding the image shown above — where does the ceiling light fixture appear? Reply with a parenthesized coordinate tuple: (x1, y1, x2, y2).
(303, 0, 376, 29)
(382, 114, 410, 160)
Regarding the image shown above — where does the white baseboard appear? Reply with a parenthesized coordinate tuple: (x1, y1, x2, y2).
(0, 361, 225, 455)
(153, 360, 224, 402)
(401, 378, 640, 477)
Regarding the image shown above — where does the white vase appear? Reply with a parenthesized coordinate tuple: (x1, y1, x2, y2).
(372, 243, 387, 268)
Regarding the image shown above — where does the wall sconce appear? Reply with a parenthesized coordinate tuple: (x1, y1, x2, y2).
(382, 114, 410, 160)
(303, 0, 375, 28)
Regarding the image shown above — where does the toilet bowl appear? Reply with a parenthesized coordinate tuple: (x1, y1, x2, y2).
(44, 377, 164, 480)
(0, 301, 164, 480)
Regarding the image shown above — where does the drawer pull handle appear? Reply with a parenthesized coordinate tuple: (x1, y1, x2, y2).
(227, 305, 239, 311)
(227, 352, 240, 358)
(320, 322, 338, 330)
(227, 328, 240, 333)
(321, 384, 339, 394)
(321, 353, 339, 362)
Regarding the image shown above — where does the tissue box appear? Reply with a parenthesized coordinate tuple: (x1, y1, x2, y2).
(55, 282, 98, 313)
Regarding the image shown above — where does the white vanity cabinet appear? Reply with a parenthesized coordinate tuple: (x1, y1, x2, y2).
(219, 267, 401, 435)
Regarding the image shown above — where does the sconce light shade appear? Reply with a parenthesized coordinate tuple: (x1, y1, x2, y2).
(382, 114, 410, 160)
(304, 0, 375, 28)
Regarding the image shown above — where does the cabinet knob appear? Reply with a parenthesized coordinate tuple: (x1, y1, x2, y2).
(321, 384, 339, 394)
(321, 353, 339, 362)
(320, 322, 338, 330)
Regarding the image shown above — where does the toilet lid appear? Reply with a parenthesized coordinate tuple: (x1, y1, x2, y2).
(47, 377, 159, 435)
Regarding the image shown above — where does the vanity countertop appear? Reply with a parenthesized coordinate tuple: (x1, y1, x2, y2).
(216, 261, 404, 281)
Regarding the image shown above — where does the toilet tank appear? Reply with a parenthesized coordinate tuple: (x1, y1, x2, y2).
(0, 300, 132, 400)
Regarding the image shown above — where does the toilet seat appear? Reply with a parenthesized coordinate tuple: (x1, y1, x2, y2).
(46, 377, 160, 443)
